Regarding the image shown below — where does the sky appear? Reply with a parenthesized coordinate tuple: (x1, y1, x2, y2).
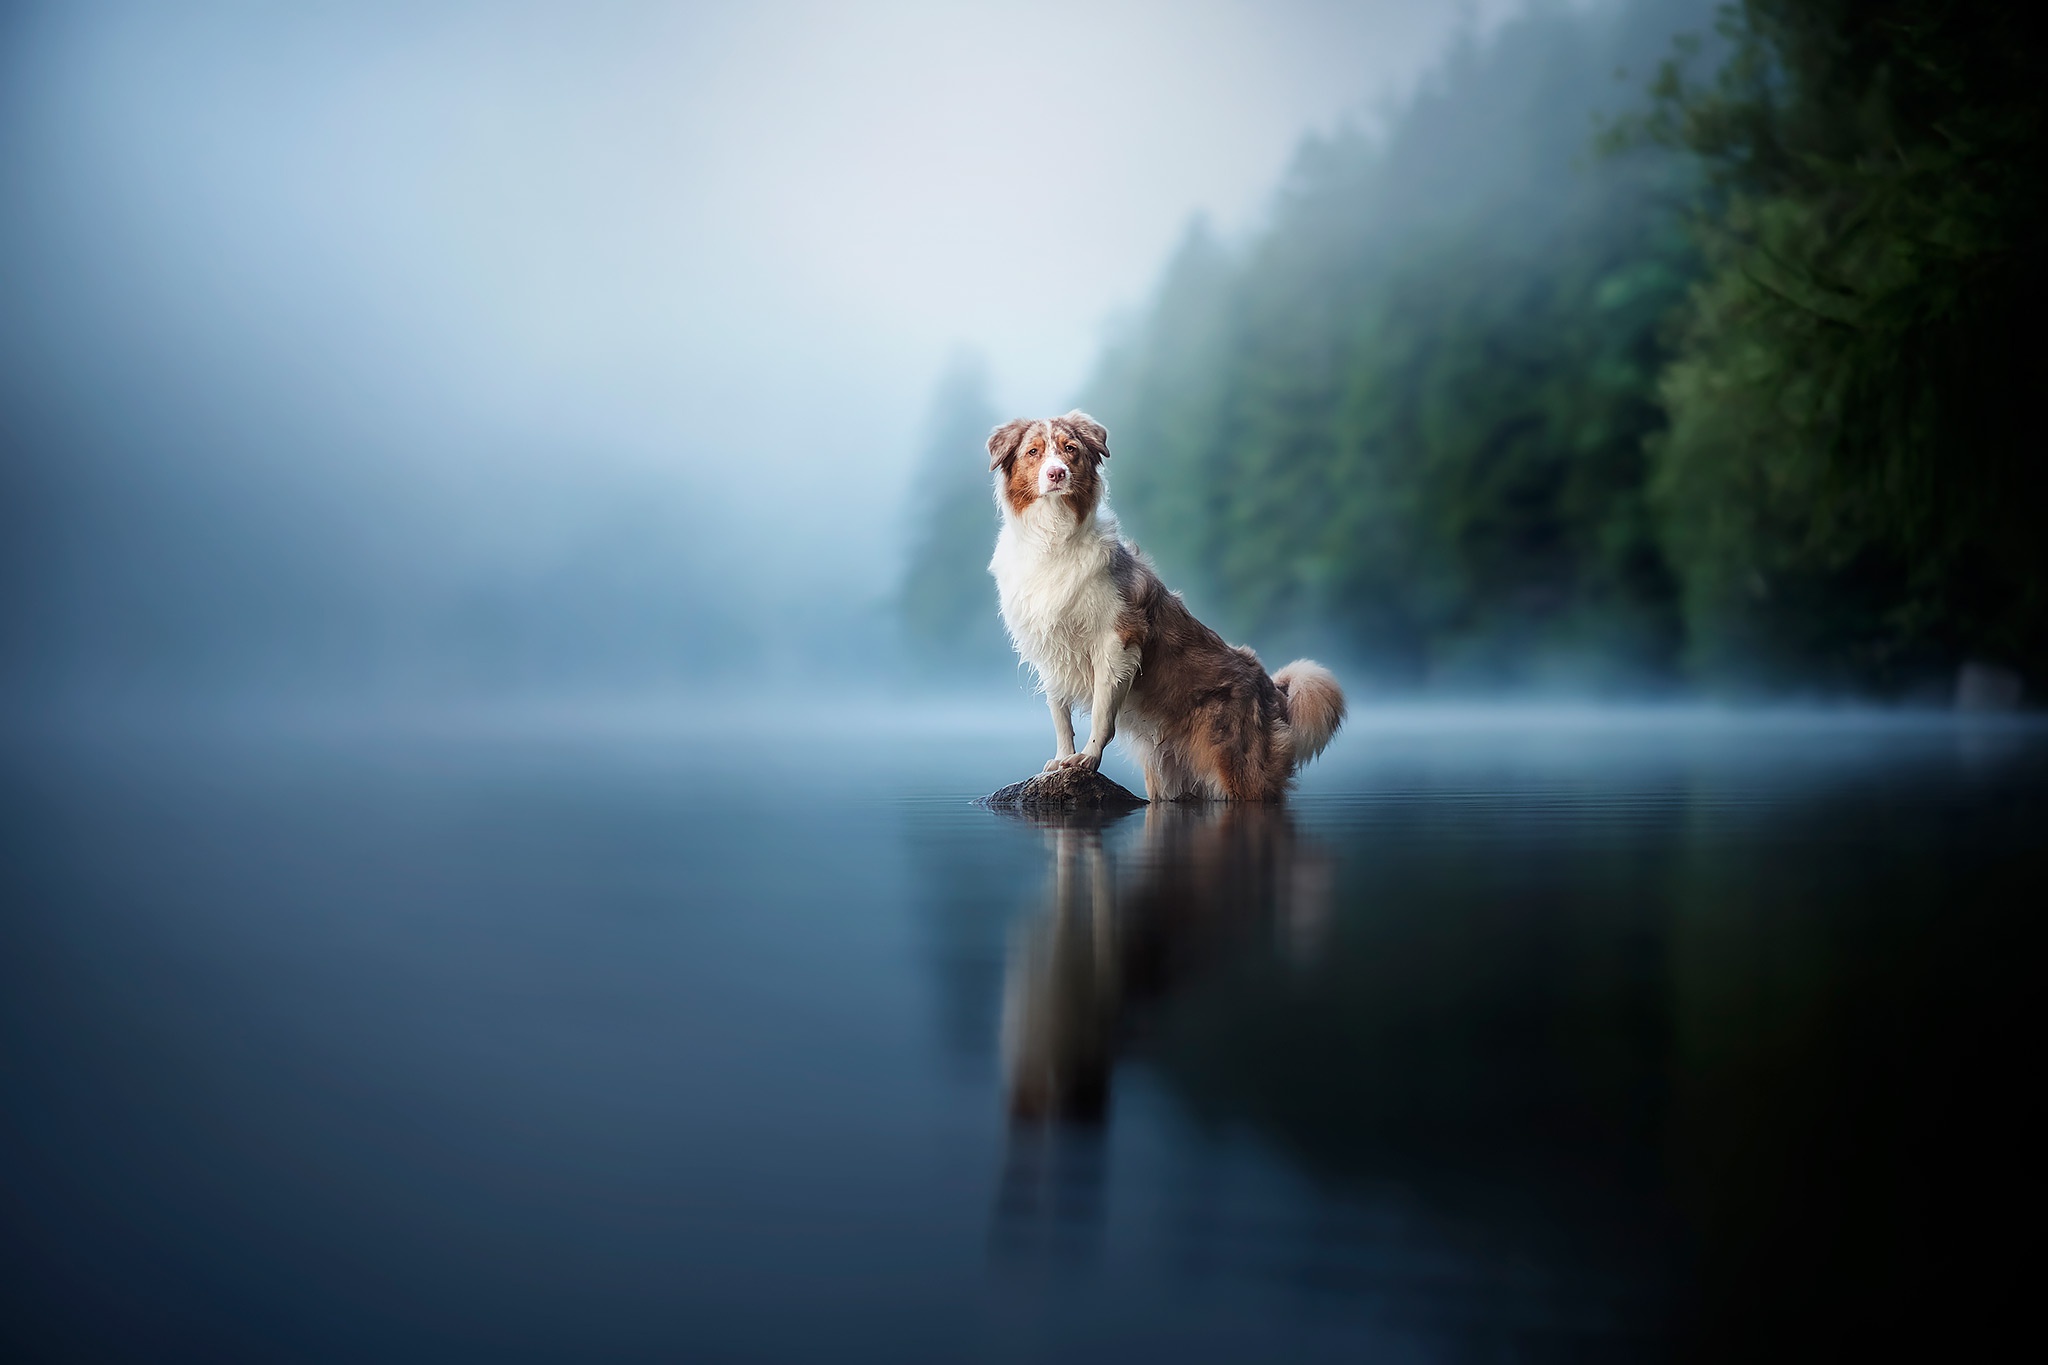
(0, 0, 1526, 697)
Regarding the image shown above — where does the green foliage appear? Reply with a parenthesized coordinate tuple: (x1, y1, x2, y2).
(903, 0, 2045, 697)
(1645, 0, 2048, 690)
(1087, 2, 1710, 690)
(897, 355, 1013, 674)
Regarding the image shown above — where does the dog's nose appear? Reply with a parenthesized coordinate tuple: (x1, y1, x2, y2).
(1046, 464, 1068, 483)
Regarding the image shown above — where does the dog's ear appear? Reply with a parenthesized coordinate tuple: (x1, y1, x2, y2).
(988, 419, 1031, 472)
(1061, 410, 1110, 462)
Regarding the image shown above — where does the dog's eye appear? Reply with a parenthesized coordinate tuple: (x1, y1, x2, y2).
(1064, 443, 1080, 455)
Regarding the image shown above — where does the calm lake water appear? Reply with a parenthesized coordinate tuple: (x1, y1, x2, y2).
(2, 706, 2039, 1361)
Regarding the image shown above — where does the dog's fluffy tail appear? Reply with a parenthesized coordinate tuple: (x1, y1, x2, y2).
(1274, 659, 1345, 769)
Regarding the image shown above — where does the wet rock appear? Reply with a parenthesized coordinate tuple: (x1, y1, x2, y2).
(981, 766, 1146, 812)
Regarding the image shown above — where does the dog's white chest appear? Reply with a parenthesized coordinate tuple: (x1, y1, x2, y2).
(989, 518, 1122, 702)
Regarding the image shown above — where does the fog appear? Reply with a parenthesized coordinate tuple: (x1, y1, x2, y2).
(6, 10, 2040, 1353)
(0, 0, 1528, 710)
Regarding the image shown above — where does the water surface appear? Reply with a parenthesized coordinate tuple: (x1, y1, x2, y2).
(2, 708, 2038, 1359)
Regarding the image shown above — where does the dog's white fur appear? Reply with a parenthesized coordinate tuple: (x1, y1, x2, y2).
(987, 414, 1343, 800)
(988, 450, 1140, 761)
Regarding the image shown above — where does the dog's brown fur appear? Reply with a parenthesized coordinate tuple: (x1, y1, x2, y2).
(988, 411, 1344, 802)
(1107, 544, 1300, 800)
(989, 414, 1108, 520)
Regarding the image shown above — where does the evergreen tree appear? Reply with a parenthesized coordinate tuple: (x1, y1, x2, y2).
(1646, 0, 2048, 690)
(1084, 0, 1712, 690)
(904, 0, 2045, 698)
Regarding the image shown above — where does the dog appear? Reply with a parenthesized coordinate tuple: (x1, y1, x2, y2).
(986, 411, 1344, 801)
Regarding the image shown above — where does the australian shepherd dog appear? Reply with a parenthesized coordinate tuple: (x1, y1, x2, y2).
(987, 411, 1344, 801)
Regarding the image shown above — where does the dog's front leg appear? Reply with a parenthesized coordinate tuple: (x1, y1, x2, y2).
(1056, 647, 1138, 774)
(1043, 696, 1077, 771)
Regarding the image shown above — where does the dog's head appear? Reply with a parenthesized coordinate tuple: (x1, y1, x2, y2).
(988, 412, 1110, 520)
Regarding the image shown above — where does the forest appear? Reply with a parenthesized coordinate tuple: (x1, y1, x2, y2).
(900, 0, 2045, 700)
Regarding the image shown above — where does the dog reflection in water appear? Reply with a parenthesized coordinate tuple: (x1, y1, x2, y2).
(991, 801, 1330, 1262)
(1000, 801, 1333, 1125)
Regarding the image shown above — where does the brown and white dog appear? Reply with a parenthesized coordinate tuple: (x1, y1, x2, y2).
(986, 411, 1344, 801)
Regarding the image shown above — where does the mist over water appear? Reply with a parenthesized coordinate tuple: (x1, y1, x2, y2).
(5, 3, 2042, 1360)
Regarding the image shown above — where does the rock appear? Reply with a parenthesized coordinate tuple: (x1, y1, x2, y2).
(980, 766, 1147, 812)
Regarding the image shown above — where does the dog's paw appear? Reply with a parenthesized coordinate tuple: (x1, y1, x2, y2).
(1042, 755, 1073, 772)
(1046, 751, 1101, 774)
